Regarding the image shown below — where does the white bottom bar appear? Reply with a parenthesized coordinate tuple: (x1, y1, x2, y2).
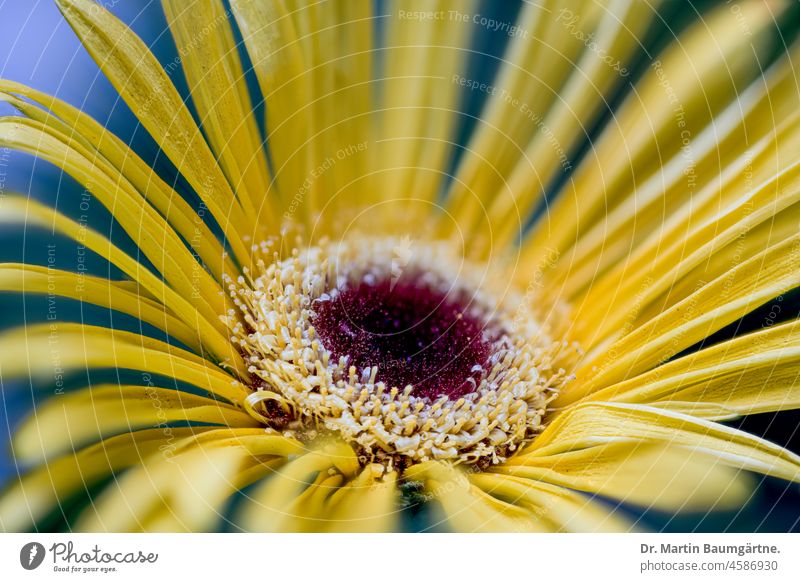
(1, 533, 798, 581)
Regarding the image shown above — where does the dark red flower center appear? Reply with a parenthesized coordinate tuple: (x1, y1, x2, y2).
(311, 276, 496, 400)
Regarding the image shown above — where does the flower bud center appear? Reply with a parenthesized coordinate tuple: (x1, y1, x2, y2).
(312, 277, 496, 401)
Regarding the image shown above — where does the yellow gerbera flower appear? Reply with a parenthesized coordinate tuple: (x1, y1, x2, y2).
(1, 0, 799, 532)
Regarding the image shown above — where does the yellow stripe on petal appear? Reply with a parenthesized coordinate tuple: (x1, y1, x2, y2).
(55, 0, 255, 265)
(323, 465, 398, 533)
(229, 0, 314, 222)
(403, 461, 543, 532)
(161, 0, 275, 234)
(235, 441, 359, 532)
(0, 81, 234, 282)
(545, 47, 800, 301)
(13, 384, 259, 463)
(0, 196, 239, 365)
(0, 427, 208, 532)
(529, 402, 800, 483)
(0, 117, 228, 327)
(470, 472, 635, 532)
(586, 320, 800, 420)
(0, 323, 247, 403)
(563, 232, 800, 402)
(522, 0, 787, 266)
(75, 437, 284, 532)
(0, 264, 201, 351)
(499, 440, 752, 513)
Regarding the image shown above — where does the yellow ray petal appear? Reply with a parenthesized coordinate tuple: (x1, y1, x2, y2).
(180, 428, 304, 457)
(403, 461, 544, 532)
(562, 232, 800, 402)
(230, 0, 376, 233)
(0, 322, 218, 368)
(530, 402, 800, 483)
(323, 465, 398, 533)
(498, 440, 752, 513)
(161, 0, 275, 234)
(469, 472, 635, 532)
(0, 117, 229, 326)
(522, 0, 787, 266)
(0, 81, 234, 281)
(585, 320, 800, 420)
(381, 0, 477, 220)
(0, 427, 209, 532)
(546, 47, 800, 300)
(639, 211, 798, 330)
(13, 384, 260, 463)
(55, 0, 255, 265)
(0, 323, 247, 403)
(74, 435, 291, 532)
(566, 117, 800, 351)
(229, 0, 314, 223)
(0, 263, 202, 351)
(292, 0, 375, 226)
(235, 441, 360, 532)
(481, 0, 659, 252)
(329, 1, 376, 214)
(446, 0, 646, 249)
(0, 196, 238, 364)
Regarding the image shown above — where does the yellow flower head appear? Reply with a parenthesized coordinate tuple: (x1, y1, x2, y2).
(1, 0, 799, 532)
